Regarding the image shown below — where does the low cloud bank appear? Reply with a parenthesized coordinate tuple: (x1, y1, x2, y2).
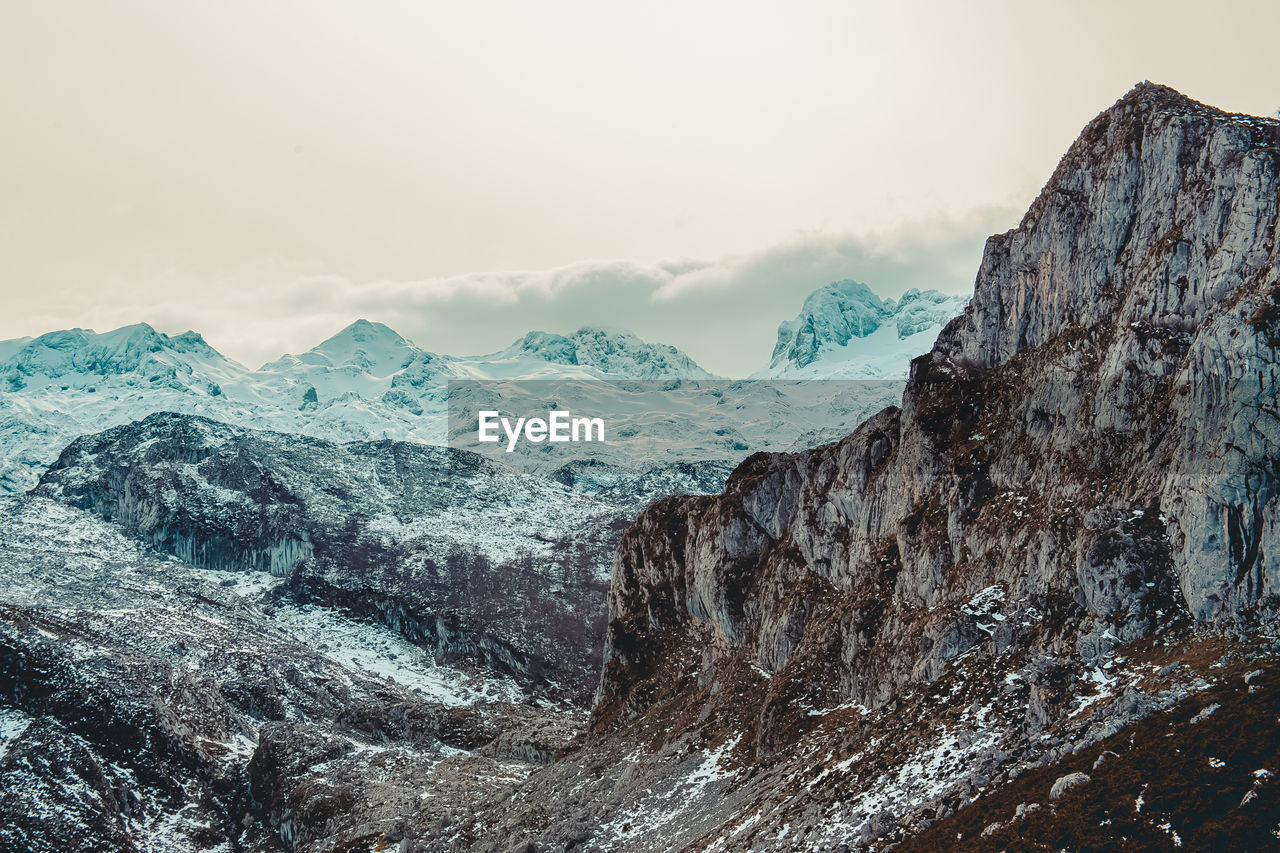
(9, 210, 1013, 377)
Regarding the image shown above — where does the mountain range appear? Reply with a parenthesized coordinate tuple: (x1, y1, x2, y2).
(4, 82, 1276, 851)
(0, 282, 960, 494)
(0, 275, 958, 851)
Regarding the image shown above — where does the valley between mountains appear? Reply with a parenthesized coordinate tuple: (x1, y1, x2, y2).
(3, 82, 1280, 851)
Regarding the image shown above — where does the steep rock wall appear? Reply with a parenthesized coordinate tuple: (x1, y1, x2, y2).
(596, 83, 1280, 742)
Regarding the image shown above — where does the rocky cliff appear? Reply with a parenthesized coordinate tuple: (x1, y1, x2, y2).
(448, 83, 1280, 850)
(602, 81, 1280, 725)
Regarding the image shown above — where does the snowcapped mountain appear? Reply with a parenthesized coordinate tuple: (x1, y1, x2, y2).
(0, 321, 720, 493)
(247, 320, 720, 411)
(753, 281, 969, 379)
(250, 319, 455, 419)
(258, 320, 717, 386)
(258, 318, 431, 394)
(0, 324, 264, 493)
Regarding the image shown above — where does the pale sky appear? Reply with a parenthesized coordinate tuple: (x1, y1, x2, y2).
(2, 1, 1278, 376)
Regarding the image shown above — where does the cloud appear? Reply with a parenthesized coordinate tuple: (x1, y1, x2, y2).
(3, 208, 1015, 378)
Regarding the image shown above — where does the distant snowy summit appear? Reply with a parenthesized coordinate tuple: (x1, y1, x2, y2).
(495, 327, 716, 380)
(0, 319, 721, 413)
(753, 281, 968, 379)
(1, 322, 245, 394)
(257, 321, 719, 404)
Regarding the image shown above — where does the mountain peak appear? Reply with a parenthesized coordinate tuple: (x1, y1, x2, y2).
(757, 281, 967, 379)
(570, 324, 628, 338)
(328, 318, 409, 345)
(1114, 80, 1200, 113)
(511, 331, 578, 364)
(297, 320, 418, 372)
(767, 280, 889, 369)
(1020, 82, 1279, 238)
(0, 323, 238, 394)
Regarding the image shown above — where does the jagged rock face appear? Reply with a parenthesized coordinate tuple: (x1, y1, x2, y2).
(597, 83, 1280, 751)
(939, 84, 1280, 621)
(433, 84, 1280, 853)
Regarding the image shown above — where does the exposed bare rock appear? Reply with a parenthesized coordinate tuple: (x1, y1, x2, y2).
(599, 82, 1280, 738)
(1049, 771, 1091, 800)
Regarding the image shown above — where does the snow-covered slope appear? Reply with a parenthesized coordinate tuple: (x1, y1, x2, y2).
(255, 320, 717, 390)
(255, 318, 441, 401)
(0, 336, 33, 364)
(753, 281, 969, 379)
